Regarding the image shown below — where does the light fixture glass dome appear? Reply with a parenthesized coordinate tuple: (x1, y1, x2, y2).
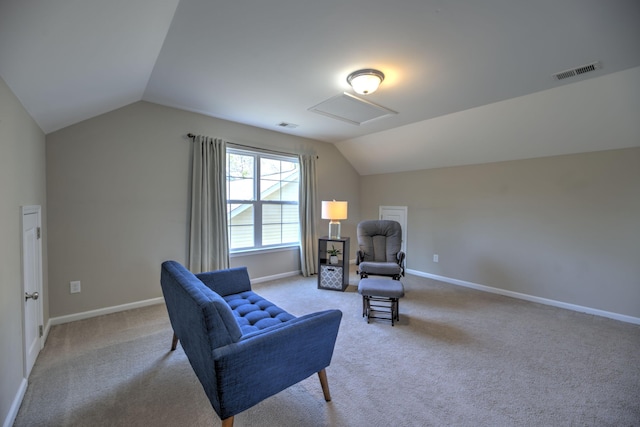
(347, 69, 385, 95)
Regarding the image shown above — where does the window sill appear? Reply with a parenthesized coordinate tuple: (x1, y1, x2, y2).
(230, 245, 300, 258)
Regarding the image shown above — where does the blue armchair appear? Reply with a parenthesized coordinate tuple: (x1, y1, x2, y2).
(160, 261, 342, 427)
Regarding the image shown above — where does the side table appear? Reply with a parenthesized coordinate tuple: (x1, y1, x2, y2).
(318, 237, 350, 291)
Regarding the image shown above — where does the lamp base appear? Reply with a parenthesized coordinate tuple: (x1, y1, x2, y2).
(328, 220, 341, 239)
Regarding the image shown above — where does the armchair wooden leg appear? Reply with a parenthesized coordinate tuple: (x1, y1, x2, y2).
(171, 332, 178, 351)
(221, 416, 234, 427)
(318, 369, 332, 402)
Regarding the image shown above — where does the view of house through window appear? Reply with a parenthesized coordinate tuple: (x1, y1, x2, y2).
(226, 148, 300, 251)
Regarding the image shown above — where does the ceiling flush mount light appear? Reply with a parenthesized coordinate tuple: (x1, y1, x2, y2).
(347, 69, 385, 95)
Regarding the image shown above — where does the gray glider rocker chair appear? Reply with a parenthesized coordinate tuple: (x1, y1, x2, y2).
(356, 220, 405, 280)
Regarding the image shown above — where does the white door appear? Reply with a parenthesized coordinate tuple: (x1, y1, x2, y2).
(379, 206, 407, 254)
(22, 205, 43, 377)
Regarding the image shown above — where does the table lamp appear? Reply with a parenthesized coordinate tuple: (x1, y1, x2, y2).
(321, 200, 348, 239)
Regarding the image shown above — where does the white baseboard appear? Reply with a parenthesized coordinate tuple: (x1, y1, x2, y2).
(3, 378, 27, 427)
(45, 270, 302, 328)
(251, 270, 301, 284)
(45, 272, 304, 328)
(48, 297, 165, 327)
(45, 270, 640, 327)
(407, 268, 640, 326)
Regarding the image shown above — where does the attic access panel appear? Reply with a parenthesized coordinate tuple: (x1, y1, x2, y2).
(308, 92, 398, 125)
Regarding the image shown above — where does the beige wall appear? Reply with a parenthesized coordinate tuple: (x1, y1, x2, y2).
(360, 148, 640, 318)
(0, 77, 47, 424)
(46, 101, 359, 317)
(45, 100, 640, 320)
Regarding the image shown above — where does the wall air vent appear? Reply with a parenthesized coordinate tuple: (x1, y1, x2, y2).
(277, 122, 299, 129)
(553, 61, 602, 81)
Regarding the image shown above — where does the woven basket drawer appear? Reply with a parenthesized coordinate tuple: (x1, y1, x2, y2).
(320, 265, 343, 289)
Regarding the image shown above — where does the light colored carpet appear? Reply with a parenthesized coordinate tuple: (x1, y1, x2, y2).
(14, 268, 640, 426)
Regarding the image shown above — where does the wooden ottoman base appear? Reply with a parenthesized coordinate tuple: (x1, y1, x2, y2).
(358, 278, 405, 326)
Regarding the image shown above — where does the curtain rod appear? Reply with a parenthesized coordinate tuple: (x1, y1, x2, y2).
(187, 133, 317, 158)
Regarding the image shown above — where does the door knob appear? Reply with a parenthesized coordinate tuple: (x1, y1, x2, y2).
(25, 291, 39, 301)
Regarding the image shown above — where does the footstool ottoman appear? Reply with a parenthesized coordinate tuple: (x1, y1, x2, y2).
(358, 278, 405, 326)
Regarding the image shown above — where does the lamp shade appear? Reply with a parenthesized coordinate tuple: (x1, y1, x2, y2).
(321, 200, 348, 220)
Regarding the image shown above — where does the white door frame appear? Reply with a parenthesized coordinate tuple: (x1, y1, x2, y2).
(22, 205, 44, 378)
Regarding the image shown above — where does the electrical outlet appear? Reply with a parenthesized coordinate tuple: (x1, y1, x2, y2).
(433, 254, 439, 263)
(70, 281, 81, 294)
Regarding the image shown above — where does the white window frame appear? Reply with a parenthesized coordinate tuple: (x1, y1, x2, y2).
(226, 147, 300, 253)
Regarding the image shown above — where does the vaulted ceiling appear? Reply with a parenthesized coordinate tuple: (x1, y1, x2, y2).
(1, 0, 639, 174)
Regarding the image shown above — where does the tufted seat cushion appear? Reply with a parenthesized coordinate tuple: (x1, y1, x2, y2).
(224, 291, 295, 335)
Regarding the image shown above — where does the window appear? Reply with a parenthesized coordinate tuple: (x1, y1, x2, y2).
(226, 148, 300, 251)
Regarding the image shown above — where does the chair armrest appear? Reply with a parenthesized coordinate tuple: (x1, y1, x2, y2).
(356, 250, 365, 265)
(211, 309, 342, 418)
(397, 251, 406, 276)
(196, 267, 252, 296)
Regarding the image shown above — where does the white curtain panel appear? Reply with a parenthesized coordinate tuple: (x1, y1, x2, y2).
(299, 154, 318, 276)
(189, 135, 229, 273)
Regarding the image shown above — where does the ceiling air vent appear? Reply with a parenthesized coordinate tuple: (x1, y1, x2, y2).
(277, 122, 299, 129)
(553, 61, 602, 81)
